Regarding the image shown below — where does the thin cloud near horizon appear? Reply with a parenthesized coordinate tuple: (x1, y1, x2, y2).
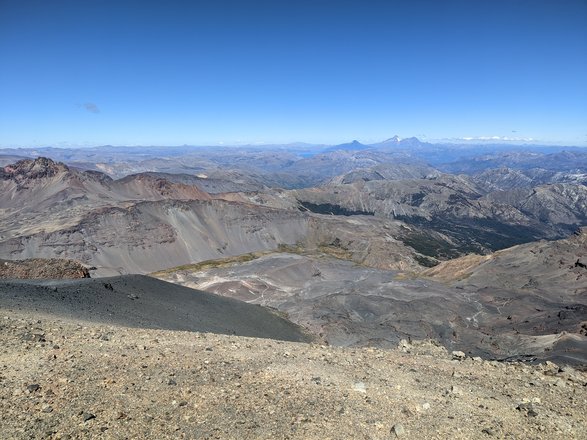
(450, 136, 535, 142)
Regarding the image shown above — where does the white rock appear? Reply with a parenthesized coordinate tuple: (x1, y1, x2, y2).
(352, 382, 366, 393)
(451, 350, 466, 360)
(391, 423, 406, 437)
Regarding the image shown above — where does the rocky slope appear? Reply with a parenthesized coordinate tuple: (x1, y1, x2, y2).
(153, 251, 478, 349)
(326, 163, 440, 185)
(485, 184, 587, 226)
(422, 227, 587, 294)
(0, 158, 305, 275)
(292, 174, 587, 256)
(420, 229, 587, 365)
(0, 158, 210, 238)
(135, 171, 270, 194)
(0, 158, 425, 275)
(303, 215, 425, 270)
(153, 229, 587, 366)
(0, 275, 310, 342)
(0, 309, 585, 439)
(0, 199, 310, 276)
(0, 258, 90, 279)
(4, 157, 586, 274)
(473, 167, 587, 192)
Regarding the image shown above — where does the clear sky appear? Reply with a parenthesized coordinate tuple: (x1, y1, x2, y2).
(1, 0, 586, 147)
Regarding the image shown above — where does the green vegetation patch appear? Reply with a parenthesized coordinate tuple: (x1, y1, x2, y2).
(396, 215, 546, 259)
(150, 251, 271, 276)
(299, 201, 374, 216)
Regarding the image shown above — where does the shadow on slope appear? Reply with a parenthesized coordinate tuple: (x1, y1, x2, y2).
(0, 275, 312, 343)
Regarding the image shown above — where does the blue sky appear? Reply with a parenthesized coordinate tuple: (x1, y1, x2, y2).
(1, 0, 586, 147)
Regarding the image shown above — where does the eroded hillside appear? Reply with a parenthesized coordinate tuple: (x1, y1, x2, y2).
(0, 158, 426, 275)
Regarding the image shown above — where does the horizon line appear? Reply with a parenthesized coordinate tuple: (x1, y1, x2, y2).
(2, 136, 587, 150)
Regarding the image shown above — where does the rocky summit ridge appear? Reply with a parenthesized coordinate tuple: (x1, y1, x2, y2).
(0, 309, 585, 439)
(1, 157, 69, 182)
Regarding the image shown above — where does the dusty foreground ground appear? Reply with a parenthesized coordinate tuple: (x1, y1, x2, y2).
(1, 310, 586, 440)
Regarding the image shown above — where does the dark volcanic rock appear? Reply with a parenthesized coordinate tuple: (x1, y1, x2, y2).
(1, 157, 69, 181)
(26, 384, 40, 393)
(0, 275, 312, 343)
(81, 412, 96, 422)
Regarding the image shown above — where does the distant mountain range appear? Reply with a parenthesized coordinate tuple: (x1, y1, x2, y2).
(1, 145, 586, 365)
